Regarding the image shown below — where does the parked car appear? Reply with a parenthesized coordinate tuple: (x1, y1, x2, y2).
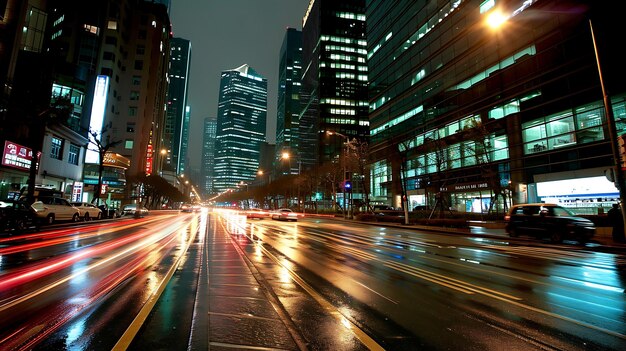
(271, 208, 298, 222)
(504, 203, 595, 243)
(246, 208, 268, 219)
(122, 204, 149, 217)
(0, 199, 38, 233)
(98, 204, 121, 219)
(29, 196, 80, 224)
(71, 202, 103, 221)
(373, 205, 395, 211)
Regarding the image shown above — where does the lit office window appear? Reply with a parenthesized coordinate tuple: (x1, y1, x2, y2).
(68, 144, 79, 165)
(51, 137, 63, 160)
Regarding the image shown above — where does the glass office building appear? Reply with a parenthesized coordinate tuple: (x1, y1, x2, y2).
(275, 28, 303, 176)
(164, 37, 192, 175)
(300, 0, 369, 166)
(366, 0, 626, 213)
(213, 64, 267, 193)
(201, 117, 217, 197)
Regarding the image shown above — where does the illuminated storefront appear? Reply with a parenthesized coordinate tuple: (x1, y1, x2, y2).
(83, 152, 130, 208)
(0, 141, 37, 199)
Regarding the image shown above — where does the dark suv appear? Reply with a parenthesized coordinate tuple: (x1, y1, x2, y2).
(504, 203, 595, 243)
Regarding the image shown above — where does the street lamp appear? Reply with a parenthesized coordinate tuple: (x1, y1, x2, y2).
(159, 149, 167, 176)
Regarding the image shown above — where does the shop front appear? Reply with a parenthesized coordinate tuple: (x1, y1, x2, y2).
(531, 168, 619, 215)
(82, 153, 130, 209)
(440, 181, 512, 214)
(0, 141, 37, 200)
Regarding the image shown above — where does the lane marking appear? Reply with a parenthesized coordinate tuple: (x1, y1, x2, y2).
(257, 244, 386, 351)
(220, 215, 626, 342)
(352, 279, 398, 305)
(112, 220, 198, 350)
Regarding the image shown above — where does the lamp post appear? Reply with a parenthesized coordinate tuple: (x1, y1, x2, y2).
(589, 19, 626, 229)
(282, 151, 303, 209)
(159, 149, 167, 176)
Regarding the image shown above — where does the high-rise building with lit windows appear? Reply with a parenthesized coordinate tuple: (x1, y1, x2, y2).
(366, 0, 626, 212)
(275, 28, 303, 176)
(164, 37, 191, 175)
(213, 64, 267, 193)
(300, 0, 369, 167)
(201, 117, 217, 196)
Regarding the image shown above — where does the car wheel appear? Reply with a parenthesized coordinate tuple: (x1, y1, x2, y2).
(14, 218, 27, 231)
(97, 213, 102, 220)
(508, 227, 520, 237)
(45, 214, 55, 225)
(72, 213, 80, 222)
(84, 213, 90, 221)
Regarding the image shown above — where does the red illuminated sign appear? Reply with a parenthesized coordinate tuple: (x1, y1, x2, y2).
(145, 143, 153, 175)
(2, 141, 40, 171)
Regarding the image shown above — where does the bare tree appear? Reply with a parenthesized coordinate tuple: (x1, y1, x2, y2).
(462, 119, 510, 216)
(87, 124, 121, 205)
(345, 139, 371, 213)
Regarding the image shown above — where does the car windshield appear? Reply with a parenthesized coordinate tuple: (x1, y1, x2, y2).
(552, 206, 575, 217)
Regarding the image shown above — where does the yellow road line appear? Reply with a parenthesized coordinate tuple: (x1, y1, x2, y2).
(112, 220, 197, 350)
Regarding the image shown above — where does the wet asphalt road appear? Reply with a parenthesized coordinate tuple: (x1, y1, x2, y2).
(1, 210, 625, 350)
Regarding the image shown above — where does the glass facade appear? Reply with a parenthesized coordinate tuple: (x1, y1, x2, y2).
(201, 117, 217, 196)
(366, 0, 626, 213)
(213, 65, 267, 193)
(165, 37, 191, 174)
(301, 0, 369, 166)
(275, 28, 303, 176)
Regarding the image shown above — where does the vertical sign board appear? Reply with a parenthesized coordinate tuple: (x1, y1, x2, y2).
(86, 75, 110, 164)
(72, 181, 83, 202)
(145, 143, 153, 175)
(145, 128, 154, 175)
(618, 134, 626, 171)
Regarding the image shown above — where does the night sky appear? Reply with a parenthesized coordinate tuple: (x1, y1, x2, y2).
(169, 0, 310, 171)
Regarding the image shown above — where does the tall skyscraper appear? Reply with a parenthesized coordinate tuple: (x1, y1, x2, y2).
(164, 37, 191, 175)
(275, 28, 303, 176)
(179, 105, 191, 175)
(213, 64, 267, 193)
(300, 0, 368, 167)
(201, 117, 217, 196)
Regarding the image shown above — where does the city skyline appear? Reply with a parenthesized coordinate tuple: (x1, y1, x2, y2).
(169, 0, 310, 172)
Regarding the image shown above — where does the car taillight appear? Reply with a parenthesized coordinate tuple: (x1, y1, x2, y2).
(504, 215, 510, 221)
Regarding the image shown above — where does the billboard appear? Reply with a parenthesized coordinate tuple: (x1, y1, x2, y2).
(2, 141, 40, 171)
(85, 75, 110, 164)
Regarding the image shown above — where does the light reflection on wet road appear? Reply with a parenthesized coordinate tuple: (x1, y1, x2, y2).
(0, 213, 197, 350)
(1, 209, 624, 350)
(219, 210, 626, 350)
